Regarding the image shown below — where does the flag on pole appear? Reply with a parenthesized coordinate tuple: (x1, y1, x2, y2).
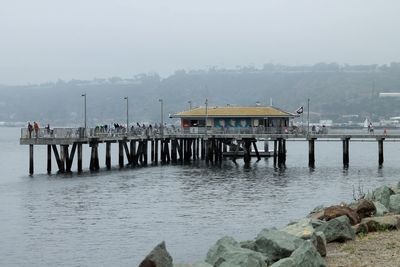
(296, 106, 304, 114)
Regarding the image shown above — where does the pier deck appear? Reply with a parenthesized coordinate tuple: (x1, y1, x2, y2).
(19, 127, 398, 174)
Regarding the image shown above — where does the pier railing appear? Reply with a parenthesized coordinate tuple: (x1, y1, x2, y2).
(21, 126, 394, 140)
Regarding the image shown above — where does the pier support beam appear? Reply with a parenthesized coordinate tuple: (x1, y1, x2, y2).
(277, 139, 286, 166)
(77, 143, 82, 172)
(105, 142, 111, 169)
(29, 144, 34, 175)
(90, 142, 99, 171)
(243, 139, 251, 164)
(273, 140, 277, 166)
(342, 137, 350, 168)
(52, 145, 64, 173)
(47, 144, 51, 174)
(378, 138, 384, 166)
(118, 141, 124, 168)
(308, 138, 316, 168)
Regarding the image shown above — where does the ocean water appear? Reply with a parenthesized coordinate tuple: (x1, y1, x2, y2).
(1, 127, 400, 266)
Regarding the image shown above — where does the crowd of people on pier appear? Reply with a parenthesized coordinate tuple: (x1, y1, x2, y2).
(27, 122, 52, 138)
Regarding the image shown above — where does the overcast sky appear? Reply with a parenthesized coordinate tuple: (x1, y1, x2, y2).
(1, 0, 400, 84)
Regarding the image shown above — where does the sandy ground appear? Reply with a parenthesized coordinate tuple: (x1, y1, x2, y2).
(325, 230, 400, 267)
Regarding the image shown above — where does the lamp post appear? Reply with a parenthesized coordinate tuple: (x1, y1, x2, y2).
(188, 100, 192, 110)
(81, 93, 87, 129)
(159, 99, 163, 136)
(124, 96, 129, 131)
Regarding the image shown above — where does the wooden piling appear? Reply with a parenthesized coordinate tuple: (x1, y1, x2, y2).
(47, 144, 51, 174)
(105, 142, 111, 169)
(201, 139, 205, 160)
(63, 145, 70, 172)
(273, 140, 277, 166)
(131, 140, 137, 167)
(243, 139, 251, 164)
(52, 145, 63, 172)
(253, 141, 261, 161)
(29, 144, 34, 175)
(342, 137, 350, 167)
(154, 139, 158, 165)
(118, 141, 124, 168)
(67, 143, 77, 172)
(378, 138, 384, 166)
(144, 140, 148, 165)
(308, 138, 315, 167)
(171, 139, 177, 163)
(151, 140, 155, 163)
(123, 141, 132, 165)
(77, 143, 82, 172)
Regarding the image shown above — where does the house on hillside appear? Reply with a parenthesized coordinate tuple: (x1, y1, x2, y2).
(171, 106, 296, 132)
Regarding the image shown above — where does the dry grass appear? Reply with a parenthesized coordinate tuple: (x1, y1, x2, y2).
(325, 230, 400, 267)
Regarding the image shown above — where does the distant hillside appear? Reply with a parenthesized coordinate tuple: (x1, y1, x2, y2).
(2, 63, 400, 126)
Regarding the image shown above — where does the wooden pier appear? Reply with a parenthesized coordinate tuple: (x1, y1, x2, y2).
(20, 127, 395, 174)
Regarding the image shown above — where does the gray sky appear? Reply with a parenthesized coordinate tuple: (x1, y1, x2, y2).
(1, 0, 400, 84)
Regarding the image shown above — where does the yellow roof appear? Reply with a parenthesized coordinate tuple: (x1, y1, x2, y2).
(173, 106, 294, 118)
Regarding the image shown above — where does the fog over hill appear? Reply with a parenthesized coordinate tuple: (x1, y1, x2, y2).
(2, 63, 400, 126)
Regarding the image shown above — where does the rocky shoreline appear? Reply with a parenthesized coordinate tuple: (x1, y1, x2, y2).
(138, 182, 400, 267)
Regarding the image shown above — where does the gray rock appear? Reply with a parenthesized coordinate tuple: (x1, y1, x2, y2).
(310, 219, 326, 229)
(270, 258, 295, 267)
(313, 231, 327, 257)
(139, 241, 173, 267)
(240, 240, 256, 251)
(361, 215, 400, 231)
(174, 263, 212, 267)
(389, 194, 400, 213)
(365, 185, 394, 209)
(373, 201, 389, 216)
(281, 218, 326, 257)
(282, 218, 314, 240)
(290, 241, 327, 267)
(206, 236, 268, 267)
(315, 215, 355, 243)
(254, 229, 305, 262)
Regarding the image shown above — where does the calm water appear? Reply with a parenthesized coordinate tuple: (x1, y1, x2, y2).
(1, 127, 400, 266)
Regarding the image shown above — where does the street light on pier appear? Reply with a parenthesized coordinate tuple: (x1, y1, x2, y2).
(188, 100, 192, 110)
(81, 93, 87, 129)
(159, 99, 164, 136)
(124, 96, 129, 131)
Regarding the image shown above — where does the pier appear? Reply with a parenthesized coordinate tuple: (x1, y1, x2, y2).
(20, 127, 395, 174)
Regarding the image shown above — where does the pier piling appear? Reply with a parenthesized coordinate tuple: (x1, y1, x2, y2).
(378, 138, 384, 166)
(342, 137, 350, 167)
(29, 144, 34, 175)
(308, 138, 315, 167)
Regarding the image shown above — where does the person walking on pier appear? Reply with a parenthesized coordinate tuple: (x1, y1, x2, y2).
(33, 121, 39, 138)
(27, 122, 33, 138)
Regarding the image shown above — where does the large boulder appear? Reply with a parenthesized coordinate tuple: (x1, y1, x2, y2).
(389, 194, 400, 213)
(360, 215, 400, 231)
(373, 201, 389, 216)
(314, 231, 327, 257)
(270, 258, 295, 267)
(352, 199, 376, 219)
(366, 185, 394, 209)
(281, 218, 326, 257)
(174, 263, 212, 267)
(139, 241, 173, 267)
(315, 215, 355, 243)
(290, 241, 327, 267)
(254, 229, 305, 262)
(322, 205, 359, 225)
(206, 236, 268, 267)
